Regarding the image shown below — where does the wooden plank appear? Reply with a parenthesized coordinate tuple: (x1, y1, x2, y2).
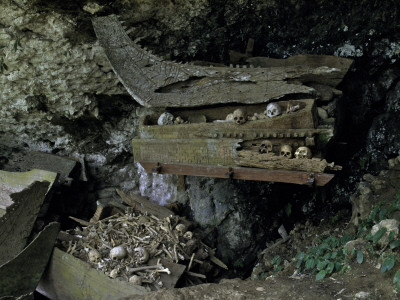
(116, 189, 175, 219)
(92, 15, 352, 108)
(236, 151, 342, 173)
(147, 259, 186, 288)
(0, 169, 58, 265)
(36, 248, 148, 300)
(132, 138, 241, 166)
(138, 162, 335, 186)
(0, 222, 60, 298)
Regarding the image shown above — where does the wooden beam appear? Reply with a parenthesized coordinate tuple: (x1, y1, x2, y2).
(138, 162, 335, 186)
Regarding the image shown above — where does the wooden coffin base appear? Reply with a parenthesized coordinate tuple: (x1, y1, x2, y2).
(139, 162, 335, 186)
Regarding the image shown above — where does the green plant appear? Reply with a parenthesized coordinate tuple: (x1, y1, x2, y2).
(295, 190, 400, 286)
(271, 255, 283, 274)
(295, 234, 353, 281)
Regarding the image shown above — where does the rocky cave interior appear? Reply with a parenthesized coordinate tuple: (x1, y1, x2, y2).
(1, 0, 400, 299)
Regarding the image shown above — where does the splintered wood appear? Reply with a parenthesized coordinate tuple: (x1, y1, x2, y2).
(58, 191, 221, 290)
(236, 151, 342, 173)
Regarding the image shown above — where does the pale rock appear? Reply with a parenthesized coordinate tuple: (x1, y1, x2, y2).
(317, 107, 328, 120)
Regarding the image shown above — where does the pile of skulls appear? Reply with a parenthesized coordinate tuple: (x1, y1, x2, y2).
(259, 142, 313, 160)
(60, 208, 209, 288)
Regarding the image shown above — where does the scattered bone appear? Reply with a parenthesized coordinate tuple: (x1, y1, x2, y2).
(286, 103, 300, 114)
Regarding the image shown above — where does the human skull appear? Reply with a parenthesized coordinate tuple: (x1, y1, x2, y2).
(134, 247, 150, 264)
(294, 146, 312, 159)
(174, 116, 185, 124)
(265, 103, 282, 118)
(109, 245, 127, 260)
(280, 145, 293, 158)
(259, 140, 273, 154)
(232, 108, 247, 125)
(175, 223, 187, 235)
(129, 275, 143, 286)
(157, 112, 174, 125)
(225, 113, 234, 121)
(88, 249, 102, 263)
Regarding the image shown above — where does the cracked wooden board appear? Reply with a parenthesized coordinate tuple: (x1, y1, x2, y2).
(0, 222, 60, 298)
(0, 169, 58, 266)
(235, 151, 341, 173)
(132, 138, 241, 166)
(37, 248, 148, 300)
(92, 15, 353, 108)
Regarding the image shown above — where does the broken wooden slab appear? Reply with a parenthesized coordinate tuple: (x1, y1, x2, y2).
(0, 222, 60, 298)
(3, 152, 78, 185)
(138, 162, 335, 186)
(0, 169, 58, 265)
(37, 248, 148, 300)
(147, 259, 186, 289)
(92, 15, 353, 108)
(132, 138, 241, 167)
(116, 189, 175, 219)
(235, 151, 342, 173)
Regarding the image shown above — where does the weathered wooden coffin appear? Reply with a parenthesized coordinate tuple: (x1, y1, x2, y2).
(92, 14, 353, 186)
(132, 99, 340, 186)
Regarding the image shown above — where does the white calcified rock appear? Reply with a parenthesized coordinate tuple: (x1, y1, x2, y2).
(317, 107, 328, 120)
(370, 219, 400, 246)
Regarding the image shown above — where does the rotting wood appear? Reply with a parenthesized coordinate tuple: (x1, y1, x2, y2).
(139, 162, 335, 186)
(236, 151, 342, 173)
(37, 248, 148, 300)
(0, 171, 57, 265)
(0, 222, 60, 298)
(132, 138, 241, 167)
(116, 189, 175, 219)
(92, 15, 353, 108)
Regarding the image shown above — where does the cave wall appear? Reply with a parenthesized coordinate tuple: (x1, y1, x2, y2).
(1, 0, 400, 268)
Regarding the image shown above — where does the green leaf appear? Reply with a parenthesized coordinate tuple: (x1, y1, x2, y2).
(381, 257, 395, 273)
(388, 231, 395, 242)
(296, 252, 305, 261)
(372, 227, 387, 244)
(330, 251, 338, 259)
(335, 262, 343, 271)
(378, 208, 387, 221)
(397, 280, 400, 292)
(272, 255, 281, 264)
(326, 262, 335, 274)
(341, 234, 355, 245)
(393, 269, 400, 284)
(317, 260, 327, 271)
(305, 259, 315, 270)
(390, 240, 400, 250)
(316, 270, 326, 281)
(357, 250, 364, 264)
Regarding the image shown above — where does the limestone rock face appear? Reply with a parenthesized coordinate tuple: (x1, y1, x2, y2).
(0, 1, 126, 152)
